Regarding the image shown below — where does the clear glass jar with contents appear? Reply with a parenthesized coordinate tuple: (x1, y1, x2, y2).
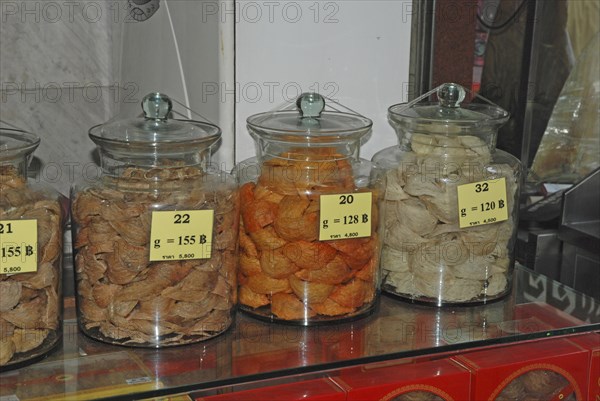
(71, 93, 239, 347)
(1, 128, 64, 369)
(373, 83, 521, 305)
(234, 93, 384, 325)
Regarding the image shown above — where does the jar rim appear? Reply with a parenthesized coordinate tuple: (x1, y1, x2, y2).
(0, 128, 40, 161)
(247, 110, 372, 143)
(388, 101, 509, 128)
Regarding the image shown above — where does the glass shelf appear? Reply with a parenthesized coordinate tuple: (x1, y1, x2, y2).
(1, 265, 599, 401)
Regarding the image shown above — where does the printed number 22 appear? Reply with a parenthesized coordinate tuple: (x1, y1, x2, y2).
(174, 214, 190, 224)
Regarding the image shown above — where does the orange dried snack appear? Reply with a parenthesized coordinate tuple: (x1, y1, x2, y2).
(237, 146, 381, 321)
(271, 292, 316, 320)
(295, 254, 352, 285)
(240, 181, 256, 204)
(245, 272, 291, 294)
(273, 195, 319, 242)
(240, 253, 262, 276)
(260, 249, 299, 279)
(289, 275, 334, 303)
(258, 160, 302, 195)
(329, 279, 369, 308)
(238, 285, 270, 309)
(249, 226, 287, 250)
(281, 240, 337, 270)
(330, 235, 378, 269)
(310, 298, 355, 316)
(353, 256, 378, 282)
(254, 184, 285, 204)
(242, 198, 278, 233)
(239, 229, 258, 257)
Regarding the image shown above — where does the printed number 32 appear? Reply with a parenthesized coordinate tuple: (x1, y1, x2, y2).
(475, 183, 489, 193)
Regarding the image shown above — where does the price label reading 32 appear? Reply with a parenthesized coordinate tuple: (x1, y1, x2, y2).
(0, 219, 38, 275)
(457, 178, 509, 228)
(319, 192, 372, 241)
(149, 210, 214, 262)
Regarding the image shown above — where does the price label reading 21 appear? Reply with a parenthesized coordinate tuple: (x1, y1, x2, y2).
(0, 219, 38, 275)
(319, 192, 372, 241)
(457, 178, 509, 228)
(149, 210, 214, 262)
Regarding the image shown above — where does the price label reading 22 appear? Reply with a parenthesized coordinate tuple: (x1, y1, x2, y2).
(457, 178, 509, 228)
(319, 192, 372, 241)
(149, 210, 214, 262)
(0, 219, 38, 275)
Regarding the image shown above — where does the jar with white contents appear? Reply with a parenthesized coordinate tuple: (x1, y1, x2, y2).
(373, 83, 521, 305)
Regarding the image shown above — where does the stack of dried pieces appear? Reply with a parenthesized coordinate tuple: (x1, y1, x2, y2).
(0, 166, 62, 366)
(382, 134, 518, 303)
(238, 149, 380, 321)
(72, 166, 238, 346)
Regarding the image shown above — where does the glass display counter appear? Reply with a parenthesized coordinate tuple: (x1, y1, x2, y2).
(1, 265, 598, 401)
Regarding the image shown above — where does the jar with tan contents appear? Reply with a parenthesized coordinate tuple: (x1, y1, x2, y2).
(71, 93, 239, 347)
(0, 128, 64, 369)
(373, 83, 521, 305)
(235, 93, 384, 325)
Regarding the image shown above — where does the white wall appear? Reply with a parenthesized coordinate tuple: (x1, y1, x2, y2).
(118, 0, 235, 168)
(234, 0, 413, 163)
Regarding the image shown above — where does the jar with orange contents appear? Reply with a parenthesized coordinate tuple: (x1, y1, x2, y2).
(234, 93, 384, 325)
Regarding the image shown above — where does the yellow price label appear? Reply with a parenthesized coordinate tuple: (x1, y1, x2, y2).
(319, 192, 372, 241)
(457, 178, 509, 228)
(0, 219, 38, 275)
(149, 210, 214, 262)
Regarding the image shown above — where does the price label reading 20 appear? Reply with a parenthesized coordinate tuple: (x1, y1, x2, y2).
(319, 192, 372, 241)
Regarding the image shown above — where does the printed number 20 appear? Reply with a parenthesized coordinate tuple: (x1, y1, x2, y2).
(339, 195, 354, 204)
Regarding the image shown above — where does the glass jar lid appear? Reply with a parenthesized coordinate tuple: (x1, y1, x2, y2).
(247, 93, 372, 144)
(89, 93, 221, 150)
(0, 127, 40, 162)
(388, 83, 509, 130)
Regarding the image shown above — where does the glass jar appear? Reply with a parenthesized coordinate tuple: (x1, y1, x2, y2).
(373, 83, 521, 305)
(0, 128, 64, 369)
(71, 93, 239, 347)
(234, 93, 383, 325)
